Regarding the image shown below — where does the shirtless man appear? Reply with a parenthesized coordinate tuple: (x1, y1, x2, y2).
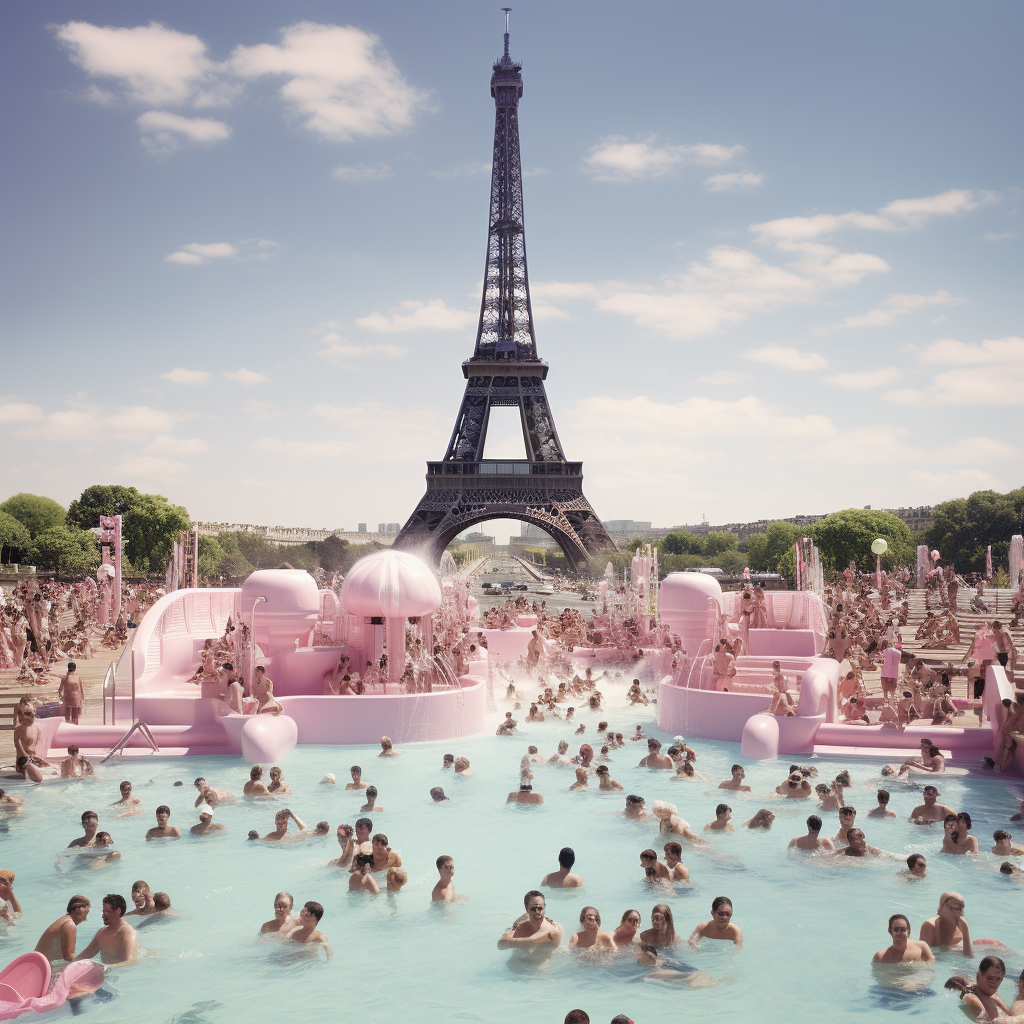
(903, 853, 927, 879)
(788, 815, 835, 852)
(190, 808, 224, 835)
(637, 738, 674, 769)
(767, 661, 796, 716)
(548, 740, 571, 765)
(833, 828, 889, 858)
(569, 907, 616, 951)
(263, 809, 307, 842)
(193, 777, 233, 806)
(834, 807, 858, 846)
(112, 780, 141, 815)
(909, 785, 955, 824)
(497, 891, 563, 961)
(992, 829, 1024, 856)
(775, 771, 812, 799)
(287, 901, 332, 957)
(348, 854, 379, 894)
(360, 786, 383, 813)
(662, 842, 690, 880)
(60, 745, 93, 779)
(704, 804, 733, 832)
(329, 825, 356, 868)
(920, 891, 973, 956)
(942, 812, 979, 855)
(57, 663, 84, 724)
(243, 766, 270, 798)
(595, 765, 622, 790)
(68, 810, 100, 848)
(541, 847, 583, 888)
(35, 896, 91, 962)
(74, 894, 138, 965)
(346, 765, 369, 790)
(13, 708, 55, 783)
(688, 897, 742, 947)
(370, 833, 399, 872)
(569, 767, 589, 791)
(507, 778, 543, 805)
(253, 665, 282, 715)
(996, 694, 1024, 772)
(897, 738, 945, 777)
(640, 848, 671, 881)
(126, 882, 155, 916)
(871, 913, 935, 963)
(431, 855, 465, 902)
(868, 790, 896, 819)
(0, 790, 25, 816)
(145, 805, 180, 840)
(719, 765, 751, 792)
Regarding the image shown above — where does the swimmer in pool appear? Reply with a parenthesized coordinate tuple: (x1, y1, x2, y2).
(261, 892, 297, 934)
(569, 767, 589, 791)
(354, 818, 373, 855)
(815, 782, 843, 812)
(639, 849, 671, 882)
(704, 804, 733, 832)
(430, 787, 450, 804)
(719, 765, 751, 792)
(639, 903, 678, 948)
(991, 829, 1023, 856)
(453, 757, 474, 776)
(742, 809, 775, 830)
(569, 907, 616, 951)
(789, 815, 835, 852)
(541, 847, 583, 888)
(146, 805, 181, 840)
(919, 892, 973, 956)
(386, 867, 408, 893)
(637, 738, 673, 769)
(623, 794, 648, 820)
(908, 785, 954, 824)
(871, 913, 935, 963)
(193, 777, 234, 806)
(833, 828, 890, 858)
(663, 842, 690, 881)
(902, 854, 927, 879)
(35, 895, 90, 962)
(360, 786, 383, 813)
(775, 771, 812, 799)
(636, 942, 719, 987)
(613, 909, 642, 947)
(87, 832, 120, 867)
(267, 766, 291, 796)
(595, 765, 622, 790)
(431, 856, 465, 902)
(868, 790, 896, 819)
(262, 809, 307, 842)
(243, 766, 271, 798)
(329, 825, 356, 868)
(126, 881, 155, 916)
(0, 790, 25, 816)
(349, 853, 379, 893)
(507, 778, 543, 804)
(688, 897, 742, 948)
(497, 891, 562, 959)
(346, 766, 369, 791)
(941, 812, 979, 855)
(370, 833, 400, 872)
(287, 901, 332, 958)
(379, 736, 399, 757)
(1000, 861, 1024, 880)
(897, 738, 945, 776)
(944, 956, 1010, 1020)
(113, 781, 141, 816)
(834, 806, 858, 846)
(74, 893, 138, 965)
(191, 808, 224, 835)
(548, 740, 572, 765)
(68, 810, 100, 848)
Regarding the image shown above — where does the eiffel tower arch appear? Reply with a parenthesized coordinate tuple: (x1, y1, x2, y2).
(394, 15, 615, 572)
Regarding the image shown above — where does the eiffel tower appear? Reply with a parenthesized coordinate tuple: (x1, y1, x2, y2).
(394, 12, 615, 571)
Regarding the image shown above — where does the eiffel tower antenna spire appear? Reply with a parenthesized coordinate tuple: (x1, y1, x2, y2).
(393, 16, 615, 571)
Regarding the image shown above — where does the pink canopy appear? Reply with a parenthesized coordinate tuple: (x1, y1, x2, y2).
(340, 550, 443, 618)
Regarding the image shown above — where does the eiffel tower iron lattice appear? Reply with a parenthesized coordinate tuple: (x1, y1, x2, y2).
(393, 16, 615, 571)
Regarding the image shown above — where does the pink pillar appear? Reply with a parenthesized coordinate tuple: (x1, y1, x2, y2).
(385, 616, 405, 683)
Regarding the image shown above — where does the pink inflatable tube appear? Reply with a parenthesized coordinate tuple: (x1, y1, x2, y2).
(0, 953, 104, 1020)
(239, 715, 298, 764)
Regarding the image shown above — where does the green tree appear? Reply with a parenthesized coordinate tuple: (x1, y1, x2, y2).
(926, 487, 1024, 572)
(744, 521, 805, 572)
(659, 530, 704, 556)
(29, 527, 100, 574)
(0, 510, 32, 561)
(703, 531, 739, 557)
(121, 493, 190, 571)
(0, 493, 66, 538)
(812, 509, 913, 573)
(66, 484, 142, 529)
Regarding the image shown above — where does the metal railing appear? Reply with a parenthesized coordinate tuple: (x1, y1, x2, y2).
(100, 719, 159, 763)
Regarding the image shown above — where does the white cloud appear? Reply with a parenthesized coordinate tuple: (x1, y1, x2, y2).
(160, 367, 210, 385)
(230, 22, 429, 142)
(317, 333, 407, 364)
(823, 367, 902, 389)
(916, 336, 1024, 367)
(942, 436, 1020, 464)
(356, 299, 474, 333)
(223, 368, 270, 386)
(137, 110, 230, 154)
(105, 405, 182, 434)
(0, 402, 44, 424)
(148, 434, 209, 454)
(984, 231, 1015, 241)
(838, 290, 964, 328)
(584, 135, 744, 182)
(881, 388, 926, 406)
(112, 454, 187, 480)
(705, 171, 764, 192)
(744, 346, 828, 372)
(54, 20, 215, 106)
(242, 399, 279, 420)
(752, 189, 996, 246)
(165, 241, 237, 265)
(695, 370, 752, 385)
(333, 162, 393, 182)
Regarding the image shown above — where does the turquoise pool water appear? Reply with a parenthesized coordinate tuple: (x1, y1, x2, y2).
(1, 691, 1022, 1024)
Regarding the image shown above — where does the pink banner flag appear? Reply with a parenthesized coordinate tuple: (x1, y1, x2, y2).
(986, 545, 992, 579)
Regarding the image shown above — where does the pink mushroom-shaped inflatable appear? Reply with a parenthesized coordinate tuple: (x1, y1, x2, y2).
(340, 550, 443, 684)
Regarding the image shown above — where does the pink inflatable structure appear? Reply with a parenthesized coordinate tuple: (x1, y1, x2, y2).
(43, 553, 485, 761)
(0, 953, 104, 1020)
(657, 572, 1022, 769)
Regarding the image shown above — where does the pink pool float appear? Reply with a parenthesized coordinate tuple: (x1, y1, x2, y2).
(0, 953, 104, 1020)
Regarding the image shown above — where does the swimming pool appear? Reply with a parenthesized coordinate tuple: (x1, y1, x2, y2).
(2, 690, 1022, 1024)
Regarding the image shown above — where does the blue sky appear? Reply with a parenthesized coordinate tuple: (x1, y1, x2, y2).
(1, 1, 1021, 542)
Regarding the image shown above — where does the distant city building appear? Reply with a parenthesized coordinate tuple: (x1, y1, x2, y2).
(358, 524, 367, 533)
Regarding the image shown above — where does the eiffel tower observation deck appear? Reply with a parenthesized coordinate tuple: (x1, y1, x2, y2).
(393, 12, 615, 572)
